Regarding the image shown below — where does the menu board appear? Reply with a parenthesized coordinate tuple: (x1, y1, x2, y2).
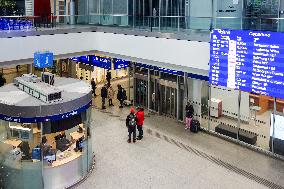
(209, 29, 284, 98)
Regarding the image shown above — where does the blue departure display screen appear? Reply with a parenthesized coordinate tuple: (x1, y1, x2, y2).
(209, 29, 284, 98)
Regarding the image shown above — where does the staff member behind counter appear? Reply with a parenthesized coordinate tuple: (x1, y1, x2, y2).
(38, 127, 85, 164)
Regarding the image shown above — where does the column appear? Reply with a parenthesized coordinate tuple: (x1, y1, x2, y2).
(177, 75, 180, 120)
(158, 71, 162, 115)
(183, 72, 187, 121)
(70, 0, 76, 25)
(68, 59, 77, 78)
(148, 68, 151, 110)
(133, 64, 136, 106)
(27, 64, 33, 74)
(128, 66, 131, 101)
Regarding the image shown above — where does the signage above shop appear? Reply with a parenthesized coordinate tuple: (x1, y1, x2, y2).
(72, 55, 111, 70)
(136, 63, 184, 76)
(209, 29, 284, 98)
(114, 58, 130, 69)
(34, 52, 54, 68)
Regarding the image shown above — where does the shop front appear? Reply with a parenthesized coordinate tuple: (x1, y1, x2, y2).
(0, 74, 94, 189)
(71, 55, 129, 84)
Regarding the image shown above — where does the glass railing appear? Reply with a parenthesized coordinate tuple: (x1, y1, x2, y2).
(1, 14, 284, 35)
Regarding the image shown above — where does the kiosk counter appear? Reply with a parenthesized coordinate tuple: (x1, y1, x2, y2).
(0, 75, 94, 189)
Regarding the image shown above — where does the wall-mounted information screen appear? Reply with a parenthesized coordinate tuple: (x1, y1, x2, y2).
(209, 29, 284, 98)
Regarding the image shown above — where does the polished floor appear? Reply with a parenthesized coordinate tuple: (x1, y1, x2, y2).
(2, 68, 284, 188)
(75, 96, 284, 189)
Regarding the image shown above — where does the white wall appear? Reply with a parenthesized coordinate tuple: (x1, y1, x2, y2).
(0, 32, 210, 73)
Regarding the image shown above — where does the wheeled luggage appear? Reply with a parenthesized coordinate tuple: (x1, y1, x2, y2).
(190, 120, 200, 133)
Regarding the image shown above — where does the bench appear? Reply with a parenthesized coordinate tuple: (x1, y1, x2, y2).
(215, 124, 257, 145)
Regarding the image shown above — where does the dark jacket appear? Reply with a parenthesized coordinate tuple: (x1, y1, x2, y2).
(126, 113, 137, 131)
(117, 87, 123, 100)
(0, 76, 6, 87)
(185, 105, 194, 118)
(101, 86, 108, 98)
(106, 71, 111, 80)
(91, 80, 96, 89)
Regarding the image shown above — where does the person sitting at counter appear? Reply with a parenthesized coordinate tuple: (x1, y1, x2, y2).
(19, 141, 31, 160)
(41, 136, 52, 157)
(55, 132, 71, 152)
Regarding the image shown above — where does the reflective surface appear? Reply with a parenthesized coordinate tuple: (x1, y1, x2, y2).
(0, 107, 93, 189)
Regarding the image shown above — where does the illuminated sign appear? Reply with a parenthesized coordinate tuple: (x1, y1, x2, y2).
(209, 29, 284, 98)
(34, 52, 54, 68)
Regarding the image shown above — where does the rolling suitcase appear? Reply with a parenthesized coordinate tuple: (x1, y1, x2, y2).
(190, 120, 200, 133)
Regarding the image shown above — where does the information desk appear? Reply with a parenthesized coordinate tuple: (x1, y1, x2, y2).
(43, 144, 84, 189)
(0, 77, 93, 189)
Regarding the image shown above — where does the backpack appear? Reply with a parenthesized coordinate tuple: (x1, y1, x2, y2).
(128, 114, 136, 128)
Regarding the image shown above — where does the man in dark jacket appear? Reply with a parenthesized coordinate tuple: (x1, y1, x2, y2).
(126, 108, 137, 143)
(101, 84, 108, 109)
(0, 73, 6, 87)
(91, 78, 97, 97)
(106, 70, 111, 87)
(117, 84, 124, 108)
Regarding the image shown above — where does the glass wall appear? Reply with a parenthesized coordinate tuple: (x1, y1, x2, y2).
(0, 121, 43, 189)
(0, 107, 93, 189)
(207, 84, 281, 156)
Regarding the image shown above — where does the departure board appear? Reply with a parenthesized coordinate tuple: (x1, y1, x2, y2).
(209, 29, 284, 98)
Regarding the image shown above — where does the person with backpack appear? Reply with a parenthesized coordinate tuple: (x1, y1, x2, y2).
(185, 102, 194, 130)
(126, 108, 137, 143)
(136, 107, 145, 140)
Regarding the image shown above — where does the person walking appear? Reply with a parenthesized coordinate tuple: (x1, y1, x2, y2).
(117, 84, 124, 108)
(136, 107, 145, 140)
(126, 108, 137, 143)
(0, 73, 6, 87)
(91, 78, 97, 97)
(106, 70, 111, 87)
(108, 85, 114, 106)
(101, 84, 108, 109)
(185, 102, 194, 130)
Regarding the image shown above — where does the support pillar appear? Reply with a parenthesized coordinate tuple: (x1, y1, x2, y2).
(158, 71, 162, 115)
(147, 68, 151, 110)
(177, 75, 180, 120)
(70, 0, 76, 25)
(27, 64, 33, 74)
(183, 72, 188, 121)
(128, 66, 131, 101)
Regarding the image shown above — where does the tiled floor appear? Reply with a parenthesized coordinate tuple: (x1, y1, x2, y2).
(75, 92, 284, 188)
(3, 67, 284, 188)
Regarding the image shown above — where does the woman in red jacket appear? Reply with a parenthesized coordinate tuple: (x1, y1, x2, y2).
(136, 107, 145, 140)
